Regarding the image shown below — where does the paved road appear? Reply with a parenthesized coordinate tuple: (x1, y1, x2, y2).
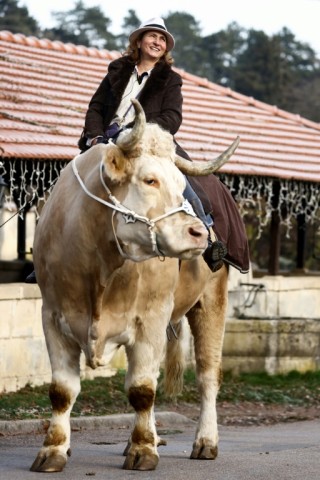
(0, 413, 319, 480)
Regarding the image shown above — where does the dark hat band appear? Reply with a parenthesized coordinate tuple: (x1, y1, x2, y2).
(144, 24, 167, 31)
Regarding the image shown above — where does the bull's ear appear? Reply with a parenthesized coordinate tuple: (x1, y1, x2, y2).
(102, 144, 128, 183)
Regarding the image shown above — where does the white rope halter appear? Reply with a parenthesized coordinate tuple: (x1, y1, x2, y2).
(72, 156, 197, 261)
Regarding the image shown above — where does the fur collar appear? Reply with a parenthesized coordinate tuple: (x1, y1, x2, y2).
(107, 56, 173, 105)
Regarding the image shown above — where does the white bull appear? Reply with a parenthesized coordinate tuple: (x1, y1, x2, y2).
(30, 100, 239, 472)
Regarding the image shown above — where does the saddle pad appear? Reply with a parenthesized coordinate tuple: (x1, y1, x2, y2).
(187, 174, 250, 273)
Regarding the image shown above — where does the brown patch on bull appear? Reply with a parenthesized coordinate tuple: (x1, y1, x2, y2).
(43, 424, 67, 447)
(131, 425, 155, 446)
(49, 382, 71, 413)
(134, 315, 145, 339)
(128, 384, 155, 412)
(134, 314, 142, 324)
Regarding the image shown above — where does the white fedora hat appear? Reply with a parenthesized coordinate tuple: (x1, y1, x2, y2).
(129, 17, 175, 51)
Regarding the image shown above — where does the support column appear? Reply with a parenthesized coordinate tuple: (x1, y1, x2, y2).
(268, 181, 281, 275)
(296, 214, 306, 270)
(17, 214, 26, 261)
(268, 210, 281, 275)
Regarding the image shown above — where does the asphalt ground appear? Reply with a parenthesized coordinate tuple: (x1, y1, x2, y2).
(0, 412, 319, 479)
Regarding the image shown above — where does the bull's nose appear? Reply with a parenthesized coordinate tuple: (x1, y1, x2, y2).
(188, 225, 208, 238)
(188, 225, 209, 249)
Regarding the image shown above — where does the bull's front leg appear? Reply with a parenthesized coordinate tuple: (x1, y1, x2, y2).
(187, 265, 228, 460)
(30, 313, 81, 472)
(123, 333, 166, 471)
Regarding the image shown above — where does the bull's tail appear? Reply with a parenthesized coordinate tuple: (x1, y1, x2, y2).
(163, 317, 187, 397)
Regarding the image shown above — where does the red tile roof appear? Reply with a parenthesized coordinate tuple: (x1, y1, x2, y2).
(1, 30, 320, 183)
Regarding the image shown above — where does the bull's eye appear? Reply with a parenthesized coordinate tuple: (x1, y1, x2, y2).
(144, 178, 159, 187)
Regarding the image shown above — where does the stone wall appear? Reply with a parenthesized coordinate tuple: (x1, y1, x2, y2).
(0, 284, 124, 393)
(223, 318, 320, 375)
(1, 271, 320, 392)
(223, 271, 320, 375)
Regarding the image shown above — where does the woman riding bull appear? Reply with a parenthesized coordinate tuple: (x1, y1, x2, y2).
(78, 17, 227, 273)
(25, 17, 235, 284)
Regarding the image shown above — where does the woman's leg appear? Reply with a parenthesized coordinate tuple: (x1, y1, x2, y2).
(183, 179, 227, 272)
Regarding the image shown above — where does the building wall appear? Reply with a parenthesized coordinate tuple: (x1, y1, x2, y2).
(0, 206, 36, 261)
(0, 284, 125, 393)
(1, 272, 320, 393)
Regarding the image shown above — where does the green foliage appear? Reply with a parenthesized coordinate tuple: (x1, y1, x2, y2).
(117, 9, 141, 50)
(1, 369, 320, 421)
(200, 22, 247, 87)
(0, 0, 40, 35)
(233, 29, 277, 103)
(220, 370, 320, 405)
(164, 12, 205, 74)
(43, 0, 117, 50)
(232, 27, 320, 114)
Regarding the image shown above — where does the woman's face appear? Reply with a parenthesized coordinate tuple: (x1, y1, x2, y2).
(137, 30, 167, 62)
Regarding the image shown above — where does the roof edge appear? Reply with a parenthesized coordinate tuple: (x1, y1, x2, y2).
(0, 30, 121, 60)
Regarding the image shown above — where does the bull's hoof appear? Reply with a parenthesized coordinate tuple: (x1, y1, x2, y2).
(30, 451, 68, 472)
(123, 451, 159, 470)
(190, 439, 218, 460)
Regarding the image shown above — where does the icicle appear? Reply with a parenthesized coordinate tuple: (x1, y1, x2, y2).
(219, 174, 320, 238)
(1, 160, 319, 240)
(0, 159, 67, 219)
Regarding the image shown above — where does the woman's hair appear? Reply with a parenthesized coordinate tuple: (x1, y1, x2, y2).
(123, 31, 174, 65)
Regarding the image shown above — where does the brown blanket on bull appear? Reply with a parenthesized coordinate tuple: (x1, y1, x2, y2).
(188, 175, 250, 273)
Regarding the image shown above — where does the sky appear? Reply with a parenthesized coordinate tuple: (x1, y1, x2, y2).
(20, 0, 320, 54)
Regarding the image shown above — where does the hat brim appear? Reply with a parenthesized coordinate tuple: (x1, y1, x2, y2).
(129, 27, 175, 51)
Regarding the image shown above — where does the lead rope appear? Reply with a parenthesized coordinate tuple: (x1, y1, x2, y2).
(110, 210, 165, 261)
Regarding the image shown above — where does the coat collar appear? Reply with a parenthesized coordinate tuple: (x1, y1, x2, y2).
(107, 56, 173, 103)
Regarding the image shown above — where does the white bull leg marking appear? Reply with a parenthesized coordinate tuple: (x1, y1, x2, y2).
(190, 369, 221, 460)
(30, 330, 81, 473)
(188, 267, 228, 460)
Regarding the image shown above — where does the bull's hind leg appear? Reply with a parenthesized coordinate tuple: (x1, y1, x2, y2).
(187, 265, 228, 460)
(30, 311, 81, 472)
(122, 330, 167, 471)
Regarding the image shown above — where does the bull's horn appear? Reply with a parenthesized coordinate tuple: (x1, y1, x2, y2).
(175, 136, 240, 176)
(116, 99, 146, 152)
